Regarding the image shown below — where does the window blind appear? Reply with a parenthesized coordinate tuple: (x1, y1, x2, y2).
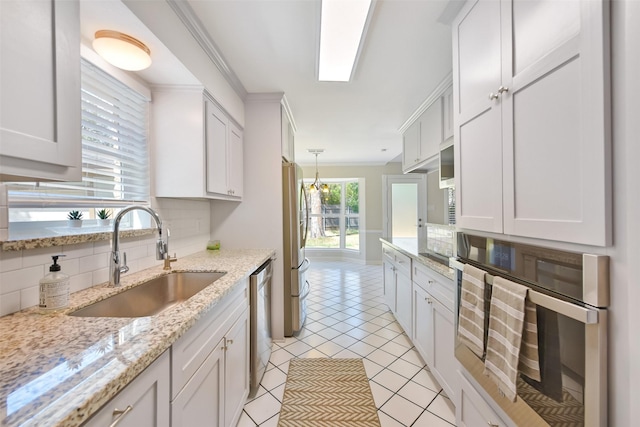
(8, 59, 149, 208)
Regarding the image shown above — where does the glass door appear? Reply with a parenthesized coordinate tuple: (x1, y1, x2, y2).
(383, 175, 427, 246)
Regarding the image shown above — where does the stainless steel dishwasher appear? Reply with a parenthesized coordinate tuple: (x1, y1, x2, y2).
(249, 258, 273, 397)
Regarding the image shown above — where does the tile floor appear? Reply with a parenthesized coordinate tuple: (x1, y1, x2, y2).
(238, 260, 456, 427)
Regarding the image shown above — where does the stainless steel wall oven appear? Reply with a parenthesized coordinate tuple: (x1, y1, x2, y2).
(451, 233, 608, 427)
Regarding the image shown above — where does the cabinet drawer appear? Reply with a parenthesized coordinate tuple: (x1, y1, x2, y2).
(171, 279, 248, 399)
(413, 262, 454, 312)
(394, 251, 412, 278)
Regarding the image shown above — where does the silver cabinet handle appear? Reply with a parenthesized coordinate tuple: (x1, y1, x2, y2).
(227, 339, 234, 345)
(489, 92, 499, 100)
(110, 405, 133, 427)
(488, 423, 499, 427)
(498, 86, 509, 94)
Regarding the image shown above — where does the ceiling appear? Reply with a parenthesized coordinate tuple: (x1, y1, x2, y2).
(80, 0, 456, 166)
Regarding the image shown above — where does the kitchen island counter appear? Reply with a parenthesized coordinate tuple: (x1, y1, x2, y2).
(0, 248, 274, 427)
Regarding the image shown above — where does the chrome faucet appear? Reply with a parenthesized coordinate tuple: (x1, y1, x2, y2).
(110, 206, 167, 286)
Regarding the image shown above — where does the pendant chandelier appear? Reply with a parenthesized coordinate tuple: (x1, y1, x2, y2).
(309, 149, 329, 193)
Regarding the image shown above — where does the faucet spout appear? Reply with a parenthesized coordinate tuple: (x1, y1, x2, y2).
(110, 206, 166, 287)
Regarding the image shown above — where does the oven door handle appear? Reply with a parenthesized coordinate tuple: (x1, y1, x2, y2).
(451, 258, 600, 324)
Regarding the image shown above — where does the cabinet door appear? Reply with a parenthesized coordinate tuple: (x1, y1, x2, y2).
(412, 283, 433, 366)
(453, 0, 503, 233)
(431, 297, 456, 401)
(395, 269, 413, 337)
(418, 98, 443, 162)
(501, 0, 611, 246)
(443, 85, 454, 141)
(457, 373, 507, 427)
(0, 0, 81, 181)
(205, 98, 229, 196)
(224, 309, 249, 427)
(228, 123, 243, 198)
(402, 120, 420, 171)
(172, 340, 225, 427)
(84, 351, 170, 427)
(383, 257, 396, 313)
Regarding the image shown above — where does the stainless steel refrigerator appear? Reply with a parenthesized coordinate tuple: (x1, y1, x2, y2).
(282, 160, 310, 337)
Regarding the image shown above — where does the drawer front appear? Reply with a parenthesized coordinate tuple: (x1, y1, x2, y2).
(394, 251, 412, 278)
(171, 279, 248, 399)
(413, 262, 454, 312)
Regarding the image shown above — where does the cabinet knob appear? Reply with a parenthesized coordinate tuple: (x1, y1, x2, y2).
(227, 339, 234, 345)
(498, 86, 509, 94)
(489, 92, 499, 100)
(488, 423, 499, 427)
(110, 405, 133, 427)
(428, 280, 435, 285)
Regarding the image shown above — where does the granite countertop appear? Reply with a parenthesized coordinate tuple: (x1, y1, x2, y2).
(380, 237, 456, 281)
(0, 248, 274, 427)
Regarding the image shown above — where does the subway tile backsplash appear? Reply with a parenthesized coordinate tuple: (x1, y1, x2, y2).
(426, 223, 456, 257)
(0, 199, 211, 316)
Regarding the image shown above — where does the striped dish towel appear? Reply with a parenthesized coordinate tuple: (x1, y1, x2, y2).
(519, 300, 541, 382)
(457, 263, 487, 358)
(483, 277, 530, 401)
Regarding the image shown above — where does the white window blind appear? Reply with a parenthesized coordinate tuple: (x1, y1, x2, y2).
(8, 59, 149, 208)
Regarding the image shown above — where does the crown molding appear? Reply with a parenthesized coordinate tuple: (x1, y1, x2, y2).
(167, 0, 248, 100)
(398, 71, 453, 134)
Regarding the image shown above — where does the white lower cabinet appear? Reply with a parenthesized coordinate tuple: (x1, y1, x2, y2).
(412, 262, 457, 402)
(171, 280, 249, 427)
(457, 373, 507, 427)
(82, 351, 170, 427)
(382, 244, 412, 337)
(171, 308, 248, 427)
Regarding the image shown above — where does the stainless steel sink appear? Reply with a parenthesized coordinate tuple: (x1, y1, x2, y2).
(69, 271, 225, 318)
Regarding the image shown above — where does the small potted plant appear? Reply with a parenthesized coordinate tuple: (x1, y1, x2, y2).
(96, 209, 111, 227)
(67, 210, 83, 227)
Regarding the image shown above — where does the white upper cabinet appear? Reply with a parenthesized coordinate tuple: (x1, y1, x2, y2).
(443, 85, 454, 142)
(281, 104, 295, 162)
(453, 0, 611, 246)
(153, 88, 243, 201)
(403, 98, 443, 173)
(0, 0, 81, 182)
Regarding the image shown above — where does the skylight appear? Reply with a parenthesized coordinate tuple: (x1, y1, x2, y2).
(318, 0, 373, 82)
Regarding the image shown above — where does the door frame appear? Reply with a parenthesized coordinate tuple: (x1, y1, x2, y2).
(382, 174, 427, 247)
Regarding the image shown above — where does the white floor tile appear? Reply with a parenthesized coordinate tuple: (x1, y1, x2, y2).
(333, 348, 361, 359)
(365, 348, 398, 368)
(315, 326, 342, 340)
(369, 381, 394, 408)
(237, 411, 257, 427)
(314, 340, 345, 356)
(413, 409, 455, 427)
(259, 413, 280, 427)
(269, 383, 286, 403)
(344, 327, 371, 340)
(380, 394, 424, 426)
(397, 380, 438, 408)
(379, 340, 410, 357)
(268, 348, 293, 367)
(259, 366, 287, 391)
(387, 358, 422, 380)
(348, 340, 377, 357)
(360, 333, 390, 348)
(427, 394, 456, 425)
(298, 333, 327, 347)
(331, 333, 359, 348)
(242, 392, 281, 425)
(281, 340, 313, 356)
(371, 368, 410, 393)
(412, 368, 443, 393)
(377, 410, 405, 427)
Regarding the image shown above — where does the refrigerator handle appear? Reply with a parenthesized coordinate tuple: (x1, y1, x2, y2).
(301, 184, 309, 248)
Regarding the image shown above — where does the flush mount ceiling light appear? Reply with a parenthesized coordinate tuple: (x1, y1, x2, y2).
(308, 149, 329, 194)
(318, 0, 373, 82)
(93, 30, 152, 71)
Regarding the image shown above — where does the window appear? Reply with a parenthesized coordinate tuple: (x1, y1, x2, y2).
(306, 179, 359, 250)
(7, 59, 150, 235)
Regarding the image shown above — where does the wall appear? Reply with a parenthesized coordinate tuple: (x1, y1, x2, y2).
(123, 0, 245, 126)
(301, 163, 403, 264)
(209, 94, 285, 341)
(0, 198, 211, 316)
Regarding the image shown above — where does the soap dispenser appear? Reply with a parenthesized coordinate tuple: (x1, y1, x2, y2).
(39, 255, 70, 312)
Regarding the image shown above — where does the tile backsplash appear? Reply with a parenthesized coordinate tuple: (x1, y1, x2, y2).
(426, 223, 456, 257)
(0, 198, 211, 316)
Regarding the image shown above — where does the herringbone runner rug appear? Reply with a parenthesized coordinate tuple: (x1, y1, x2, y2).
(277, 358, 381, 427)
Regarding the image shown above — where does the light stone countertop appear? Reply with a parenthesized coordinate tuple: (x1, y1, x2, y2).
(380, 237, 456, 281)
(0, 248, 275, 427)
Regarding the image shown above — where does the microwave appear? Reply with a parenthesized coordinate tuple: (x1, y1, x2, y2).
(439, 139, 454, 188)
